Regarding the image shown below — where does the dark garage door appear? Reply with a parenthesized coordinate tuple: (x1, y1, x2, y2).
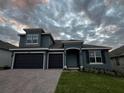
(49, 54, 63, 68)
(14, 53, 44, 69)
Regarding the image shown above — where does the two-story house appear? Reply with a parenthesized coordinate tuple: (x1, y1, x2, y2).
(10, 28, 111, 70)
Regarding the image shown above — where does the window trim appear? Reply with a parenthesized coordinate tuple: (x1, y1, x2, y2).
(89, 50, 103, 64)
(26, 34, 39, 45)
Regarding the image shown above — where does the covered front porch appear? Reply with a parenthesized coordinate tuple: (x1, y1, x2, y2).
(64, 48, 83, 69)
(62, 40, 83, 69)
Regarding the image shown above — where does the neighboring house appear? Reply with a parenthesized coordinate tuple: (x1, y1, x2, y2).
(0, 40, 16, 68)
(10, 28, 111, 70)
(110, 46, 124, 71)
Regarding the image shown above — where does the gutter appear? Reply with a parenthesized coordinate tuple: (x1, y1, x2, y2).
(81, 48, 111, 50)
(9, 48, 49, 51)
(9, 47, 111, 51)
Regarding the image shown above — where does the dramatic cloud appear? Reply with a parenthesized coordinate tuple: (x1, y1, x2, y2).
(0, 0, 124, 48)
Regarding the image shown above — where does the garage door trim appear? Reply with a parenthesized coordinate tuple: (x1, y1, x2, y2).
(11, 51, 46, 69)
(47, 52, 64, 69)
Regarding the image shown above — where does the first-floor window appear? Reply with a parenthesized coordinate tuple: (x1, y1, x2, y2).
(115, 58, 120, 66)
(26, 34, 39, 44)
(89, 50, 102, 64)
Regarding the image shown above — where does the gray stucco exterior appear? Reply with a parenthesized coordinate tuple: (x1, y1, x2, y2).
(0, 49, 12, 67)
(10, 28, 111, 70)
(82, 50, 111, 69)
(110, 46, 124, 72)
(41, 35, 53, 48)
(19, 29, 54, 48)
(111, 57, 124, 71)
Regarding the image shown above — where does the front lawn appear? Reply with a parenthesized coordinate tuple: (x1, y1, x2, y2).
(55, 71, 124, 93)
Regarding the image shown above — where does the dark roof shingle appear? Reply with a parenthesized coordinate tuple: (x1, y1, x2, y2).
(82, 44, 111, 49)
(50, 40, 63, 48)
(0, 40, 17, 50)
(50, 40, 111, 49)
(23, 28, 45, 33)
(110, 45, 124, 57)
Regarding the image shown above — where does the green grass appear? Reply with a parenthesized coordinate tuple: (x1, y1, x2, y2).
(55, 71, 124, 93)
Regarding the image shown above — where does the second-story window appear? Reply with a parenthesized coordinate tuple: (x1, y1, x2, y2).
(26, 34, 39, 44)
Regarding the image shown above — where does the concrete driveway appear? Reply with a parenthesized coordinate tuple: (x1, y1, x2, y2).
(0, 69, 62, 93)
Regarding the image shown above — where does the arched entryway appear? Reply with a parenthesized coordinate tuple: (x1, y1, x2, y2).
(66, 49, 80, 68)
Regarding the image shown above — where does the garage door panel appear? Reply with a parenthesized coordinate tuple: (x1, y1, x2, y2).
(49, 54, 63, 68)
(14, 53, 43, 69)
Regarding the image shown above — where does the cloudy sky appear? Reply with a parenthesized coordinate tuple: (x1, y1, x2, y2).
(0, 0, 124, 49)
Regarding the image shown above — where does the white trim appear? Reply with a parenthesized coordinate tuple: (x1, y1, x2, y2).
(62, 52, 65, 69)
(43, 53, 46, 70)
(49, 49, 64, 51)
(64, 50, 67, 69)
(11, 51, 46, 69)
(26, 34, 39, 44)
(10, 47, 110, 51)
(9, 48, 49, 51)
(47, 53, 49, 69)
(26, 43, 39, 45)
(11, 52, 15, 69)
(82, 48, 110, 50)
(79, 49, 83, 69)
(48, 52, 64, 54)
(89, 63, 103, 65)
(47, 52, 64, 69)
(14, 51, 45, 54)
(65, 47, 80, 50)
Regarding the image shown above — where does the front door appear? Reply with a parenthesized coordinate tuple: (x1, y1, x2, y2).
(66, 49, 80, 68)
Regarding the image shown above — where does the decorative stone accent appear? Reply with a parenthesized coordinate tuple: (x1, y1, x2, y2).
(79, 66, 83, 71)
(64, 65, 67, 69)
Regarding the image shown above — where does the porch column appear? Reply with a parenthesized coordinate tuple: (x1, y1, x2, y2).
(64, 49, 67, 69)
(80, 49, 83, 69)
(45, 51, 48, 70)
